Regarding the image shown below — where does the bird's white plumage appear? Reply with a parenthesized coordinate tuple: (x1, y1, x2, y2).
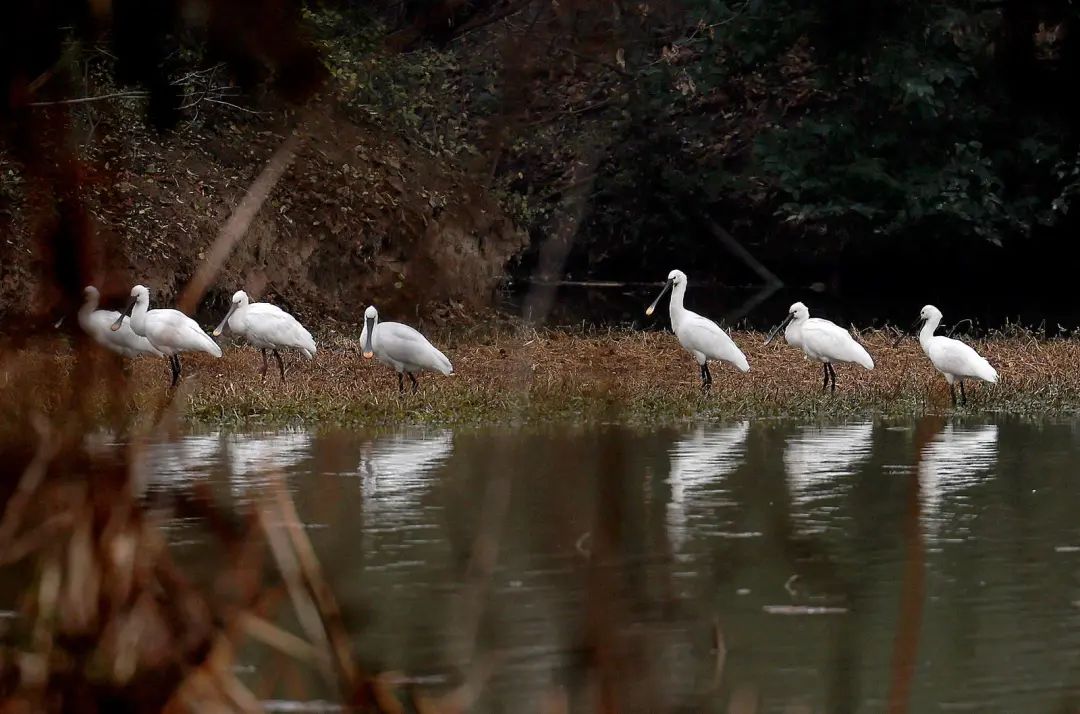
(784, 318, 804, 350)
(785, 302, 874, 369)
(361, 306, 453, 376)
(664, 270, 750, 372)
(79, 286, 162, 358)
(215, 290, 316, 357)
(122, 285, 222, 358)
(917, 305, 998, 385)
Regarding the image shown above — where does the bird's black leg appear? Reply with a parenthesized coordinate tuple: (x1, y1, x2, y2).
(272, 349, 286, 383)
(959, 381, 967, 406)
(260, 348, 269, 379)
(949, 382, 957, 407)
(699, 363, 711, 392)
(170, 355, 181, 388)
(828, 363, 837, 394)
(822, 362, 830, 393)
(408, 371, 419, 393)
(397, 372, 405, 395)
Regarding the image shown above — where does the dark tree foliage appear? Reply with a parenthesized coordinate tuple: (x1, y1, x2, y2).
(577, 0, 1080, 278)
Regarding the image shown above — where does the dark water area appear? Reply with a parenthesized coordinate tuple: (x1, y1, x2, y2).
(93, 417, 1080, 712)
(501, 281, 1080, 335)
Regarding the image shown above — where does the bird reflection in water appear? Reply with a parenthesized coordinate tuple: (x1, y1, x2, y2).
(918, 422, 999, 538)
(665, 422, 750, 551)
(356, 431, 454, 521)
(784, 422, 874, 530)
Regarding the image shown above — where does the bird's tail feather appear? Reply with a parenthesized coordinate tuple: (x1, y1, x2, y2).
(202, 331, 223, 358)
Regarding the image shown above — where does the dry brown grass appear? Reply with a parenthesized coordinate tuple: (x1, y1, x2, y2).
(4, 325, 1079, 429)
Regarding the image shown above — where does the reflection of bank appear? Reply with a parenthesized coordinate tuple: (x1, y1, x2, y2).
(665, 422, 750, 550)
(356, 431, 454, 527)
(918, 424, 998, 538)
(784, 422, 874, 519)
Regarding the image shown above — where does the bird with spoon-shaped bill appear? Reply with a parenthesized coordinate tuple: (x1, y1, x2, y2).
(360, 305, 453, 394)
(111, 284, 221, 387)
(645, 269, 749, 391)
(763, 302, 874, 393)
(894, 304, 997, 406)
(213, 290, 316, 382)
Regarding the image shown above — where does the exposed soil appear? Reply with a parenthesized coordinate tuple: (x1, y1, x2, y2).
(0, 99, 526, 327)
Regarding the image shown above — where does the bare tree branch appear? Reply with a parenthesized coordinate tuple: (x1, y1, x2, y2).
(28, 91, 148, 107)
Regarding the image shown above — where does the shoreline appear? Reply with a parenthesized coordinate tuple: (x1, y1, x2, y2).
(5, 326, 1079, 430)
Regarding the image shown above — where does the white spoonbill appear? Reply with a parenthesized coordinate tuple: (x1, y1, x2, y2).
(360, 305, 453, 393)
(213, 290, 316, 382)
(79, 285, 163, 358)
(112, 284, 222, 387)
(903, 305, 998, 406)
(645, 269, 750, 390)
(764, 302, 874, 393)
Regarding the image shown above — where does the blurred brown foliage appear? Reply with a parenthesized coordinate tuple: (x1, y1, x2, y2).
(0, 3, 406, 711)
(0, 0, 325, 336)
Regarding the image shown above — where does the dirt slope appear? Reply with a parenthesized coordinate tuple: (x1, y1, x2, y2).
(0, 100, 526, 327)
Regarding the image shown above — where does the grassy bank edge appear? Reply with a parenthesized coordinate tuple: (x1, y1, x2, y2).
(4, 324, 1075, 431)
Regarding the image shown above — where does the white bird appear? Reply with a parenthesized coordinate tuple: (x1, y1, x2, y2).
(906, 304, 998, 406)
(360, 305, 453, 393)
(112, 284, 222, 387)
(645, 269, 750, 390)
(213, 290, 316, 382)
(765, 302, 874, 393)
(78, 285, 163, 358)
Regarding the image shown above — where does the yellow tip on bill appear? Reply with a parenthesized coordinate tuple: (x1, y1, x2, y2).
(645, 307, 654, 316)
(212, 330, 221, 337)
(362, 351, 373, 359)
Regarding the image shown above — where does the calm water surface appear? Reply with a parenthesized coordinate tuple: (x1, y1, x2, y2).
(138, 418, 1080, 712)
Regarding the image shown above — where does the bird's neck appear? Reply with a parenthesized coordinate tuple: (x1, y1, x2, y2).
(130, 298, 149, 334)
(919, 316, 940, 347)
(78, 296, 97, 326)
(785, 317, 804, 341)
(668, 282, 687, 327)
(231, 304, 248, 330)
